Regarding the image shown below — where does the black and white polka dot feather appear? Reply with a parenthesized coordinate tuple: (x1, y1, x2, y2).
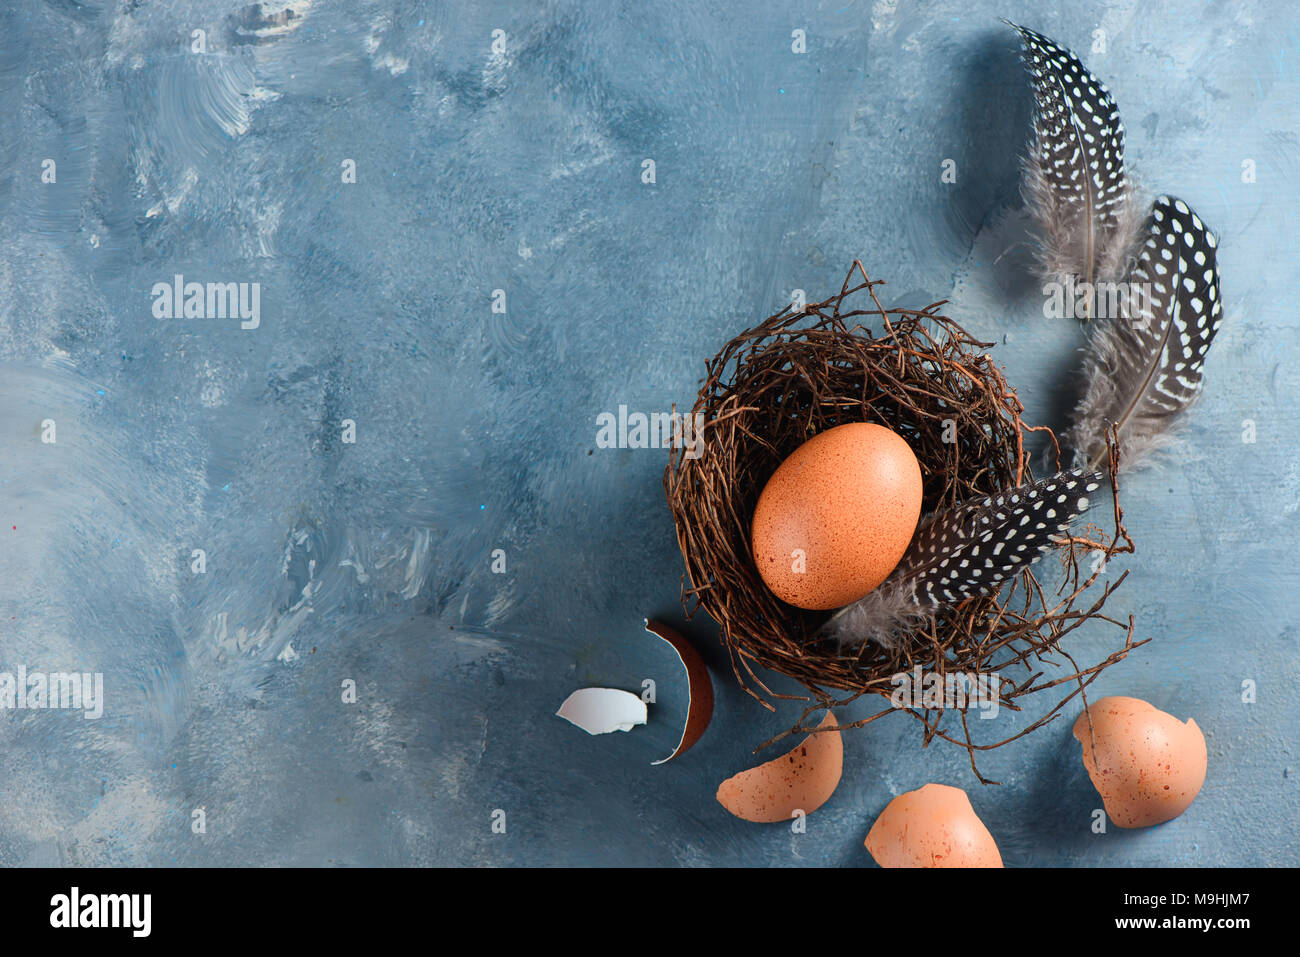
(1008, 22, 1140, 297)
(826, 470, 1102, 648)
(1066, 195, 1223, 470)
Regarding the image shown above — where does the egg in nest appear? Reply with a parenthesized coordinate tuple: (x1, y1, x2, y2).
(750, 422, 923, 610)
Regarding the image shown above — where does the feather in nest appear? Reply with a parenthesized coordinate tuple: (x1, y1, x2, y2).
(1007, 21, 1144, 315)
(1065, 195, 1224, 471)
(825, 469, 1102, 649)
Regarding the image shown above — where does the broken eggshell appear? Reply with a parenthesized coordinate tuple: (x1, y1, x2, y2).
(1073, 695, 1207, 828)
(645, 619, 714, 765)
(556, 688, 647, 735)
(716, 711, 842, 822)
(865, 782, 1004, 868)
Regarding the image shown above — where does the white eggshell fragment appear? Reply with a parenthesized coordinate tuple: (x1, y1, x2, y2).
(556, 688, 648, 735)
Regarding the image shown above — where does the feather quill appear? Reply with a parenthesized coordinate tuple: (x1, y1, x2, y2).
(826, 469, 1102, 648)
(1007, 22, 1141, 312)
(1065, 195, 1223, 471)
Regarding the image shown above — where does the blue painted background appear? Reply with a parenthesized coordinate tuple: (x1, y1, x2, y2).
(0, 0, 1296, 865)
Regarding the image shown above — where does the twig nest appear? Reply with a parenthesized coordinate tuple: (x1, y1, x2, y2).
(664, 264, 1139, 779)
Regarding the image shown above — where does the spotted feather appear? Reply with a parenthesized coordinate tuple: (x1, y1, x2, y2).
(1066, 195, 1223, 470)
(826, 470, 1102, 648)
(1007, 21, 1141, 309)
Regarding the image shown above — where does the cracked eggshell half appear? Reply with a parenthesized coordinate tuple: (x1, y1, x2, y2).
(716, 711, 842, 823)
(1073, 695, 1207, 828)
(865, 783, 1003, 868)
(645, 619, 713, 764)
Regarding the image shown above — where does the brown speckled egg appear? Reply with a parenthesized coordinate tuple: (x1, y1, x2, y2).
(751, 422, 922, 610)
(1073, 696, 1207, 828)
(865, 783, 1003, 868)
(716, 712, 841, 823)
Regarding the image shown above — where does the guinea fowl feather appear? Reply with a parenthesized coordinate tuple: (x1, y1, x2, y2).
(1065, 195, 1224, 471)
(826, 470, 1102, 649)
(1007, 22, 1139, 311)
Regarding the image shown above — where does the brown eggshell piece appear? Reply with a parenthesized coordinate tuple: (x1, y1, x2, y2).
(750, 422, 923, 610)
(716, 712, 842, 822)
(865, 783, 1003, 868)
(1073, 695, 1207, 828)
(644, 619, 714, 765)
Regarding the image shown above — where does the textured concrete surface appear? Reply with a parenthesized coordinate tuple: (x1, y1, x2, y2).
(0, 0, 1296, 865)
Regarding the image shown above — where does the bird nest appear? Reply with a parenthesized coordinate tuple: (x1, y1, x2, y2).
(664, 263, 1143, 782)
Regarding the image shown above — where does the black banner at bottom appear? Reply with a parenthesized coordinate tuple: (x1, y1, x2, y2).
(0, 866, 1282, 942)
